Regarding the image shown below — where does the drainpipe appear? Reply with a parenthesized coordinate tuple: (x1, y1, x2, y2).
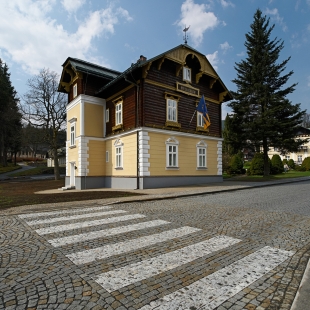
(124, 76, 140, 189)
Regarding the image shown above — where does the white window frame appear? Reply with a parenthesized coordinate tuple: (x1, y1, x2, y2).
(196, 140, 207, 169)
(68, 118, 77, 148)
(165, 137, 179, 169)
(106, 108, 109, 123)
(115, 102, 122, 125)
(167, 99, 177, 122)
(298, 155, 302, 163)
(114, 139, 123, 169)
(106, 151, 109, 163)
(197, 112, 203, 127)
(183, 67, 191, 83)
(73, 83, 77, 98)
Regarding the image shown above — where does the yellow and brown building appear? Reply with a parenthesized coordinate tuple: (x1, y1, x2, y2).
(58, 44, 232, 189)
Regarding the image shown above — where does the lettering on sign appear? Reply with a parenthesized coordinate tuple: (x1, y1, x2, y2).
(176, 83, 200, 97)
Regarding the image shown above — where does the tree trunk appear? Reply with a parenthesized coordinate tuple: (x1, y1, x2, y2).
(14, 152, 17, 166)
(53, 148, 60, 180)
(262, 138, 270, 176)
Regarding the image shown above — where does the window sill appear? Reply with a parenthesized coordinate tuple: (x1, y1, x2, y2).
(196, 167, 207, 170)
(115, 167, 123, 170)
(112, 124, 123, 131)
(69, 145, 76, 149)
(165, 121, 181, 128)
(166, 167, 179, 170)
(196, 126, 209, 132)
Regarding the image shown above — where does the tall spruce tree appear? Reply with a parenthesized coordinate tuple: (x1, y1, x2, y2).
(0, 59, 22, 166)
(228, 9, 306, 176)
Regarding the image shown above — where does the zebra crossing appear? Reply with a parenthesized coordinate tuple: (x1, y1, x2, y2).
(18, 205, 295, 309)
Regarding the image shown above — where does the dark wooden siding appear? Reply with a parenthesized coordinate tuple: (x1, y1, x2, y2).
(142, 59, 222, 137)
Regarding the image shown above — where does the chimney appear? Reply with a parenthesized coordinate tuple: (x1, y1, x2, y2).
(137, 55, 147, 63)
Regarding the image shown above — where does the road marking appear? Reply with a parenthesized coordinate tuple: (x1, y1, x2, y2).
(140, 246, 294, 310)
(95, 235, 241, 292)
(25, 210, 127, 225)
(66, 226, 201, 265)
(35, 214, 146, 235)
(48, 220, 170, 247)
(18, 206, 112, 219)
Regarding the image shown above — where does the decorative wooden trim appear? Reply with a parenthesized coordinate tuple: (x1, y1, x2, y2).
(106, 84, 135, 102)
(164, 92, 181, 100)
(145, 79, 176, 92)
(165, 121, 181, 128)
(112, 124, 123, 131)
(176, 82, 200, 97)
(112, 96, 123, 105)
(195, 72, 203, 84)
(219, 91, 228, 102)
(157, 57, 165, 70)
(142, 62, 152, 78)
(176, 63, 183, 77)
(210, 78, 217, 89)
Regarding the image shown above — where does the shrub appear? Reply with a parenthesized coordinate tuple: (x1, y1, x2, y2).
(295, 165, 306, 172)
(287, 159, 295, 169)
(228, 153, 244, 175)
(282, 159, 288, 165)
(301, 157, 310, 171)
(271, 154, 284, 174)
(249, 153, 271, 175)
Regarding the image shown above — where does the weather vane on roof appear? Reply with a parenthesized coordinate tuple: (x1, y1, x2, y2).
(183, 25, 190, 44)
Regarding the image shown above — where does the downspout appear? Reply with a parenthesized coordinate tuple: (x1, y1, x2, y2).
(124, 76, 140, 189)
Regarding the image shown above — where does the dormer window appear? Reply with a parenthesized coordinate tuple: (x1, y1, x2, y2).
(73, 84, 77, 98)
(183, 67, 191, 83)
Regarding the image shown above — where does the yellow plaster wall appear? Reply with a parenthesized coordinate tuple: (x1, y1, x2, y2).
(67, 140, 79, 170)
(148, 132, 218, 175)
(105, 133, 137, 176)
(84, 103, 104, 137)
(87, 140, 106, 176)
(67, 104, 80, 140)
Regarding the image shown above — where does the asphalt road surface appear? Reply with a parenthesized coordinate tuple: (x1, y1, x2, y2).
(1, 180, 310, 309)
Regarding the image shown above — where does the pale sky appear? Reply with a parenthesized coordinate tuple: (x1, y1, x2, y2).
(0, 0, 309, 117)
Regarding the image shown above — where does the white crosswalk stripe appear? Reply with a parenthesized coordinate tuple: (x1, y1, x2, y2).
(140, 246, 294, 310)
(35, 213, 146, 235)
(95, 235, 241, 292)
(18, 206, 112, 219)
(19, 206, 295, 309)
(25, 209, 127, 225)
(48, 220, 170, 247)
(66, 226, 201, 265)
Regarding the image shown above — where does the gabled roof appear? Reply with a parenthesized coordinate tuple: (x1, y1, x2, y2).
(96, 44, 232, 102)
(63, 57, 121, 80)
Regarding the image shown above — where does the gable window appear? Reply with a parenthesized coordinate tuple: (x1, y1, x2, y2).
(197, 112, 203, 127)
(167, 99, 177, 122)
(114, 139, 123, 169)
(106, 109, 109, 122)
(166, 137, 179, 169)
(196, 140, 207, 169)
(73, 84, 77, 98)
(116, 102, 122, 125)
(183, 67, 191, 83)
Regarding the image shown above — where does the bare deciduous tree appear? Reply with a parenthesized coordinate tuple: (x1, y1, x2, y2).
(21, 68, 66, 180)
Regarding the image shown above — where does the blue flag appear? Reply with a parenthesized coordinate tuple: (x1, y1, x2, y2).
(196, 95, 211, 129)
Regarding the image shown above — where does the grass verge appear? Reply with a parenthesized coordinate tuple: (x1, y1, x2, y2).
(9, 166, 65, 177)
(0, 164, 22, 174)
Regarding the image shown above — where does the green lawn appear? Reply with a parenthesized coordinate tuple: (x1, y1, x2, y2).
(8, 166, 65, 177)
(224, 170, 310, 182)
(0, 164, 22, 174)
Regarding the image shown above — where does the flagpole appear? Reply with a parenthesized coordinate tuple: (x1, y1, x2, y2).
(189, 110, 196, 126)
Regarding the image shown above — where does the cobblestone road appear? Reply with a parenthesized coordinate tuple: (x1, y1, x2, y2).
(1, 180, 310, 309)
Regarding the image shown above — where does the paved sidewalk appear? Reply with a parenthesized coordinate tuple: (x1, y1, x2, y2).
(1, 176, 310, 309)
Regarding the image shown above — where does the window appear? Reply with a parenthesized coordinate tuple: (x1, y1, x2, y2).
(197, 112, 203, 127)
(115, 102, 122, 125)
(183, 67, 191, 82)
(196, 140, 207, 168)
(167, 99, 177, 122)
(70, 124, 75, 146)
(298, 155, 302, 163)
(73, 84, 77, 98)
(166, 137, 179, 168)
(106, 151, 109, 162)
(285, 155, 290, 160)
(115, 147, 122, 168)
(114, 139, 123, 169)
(106, 109, 109, 122)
